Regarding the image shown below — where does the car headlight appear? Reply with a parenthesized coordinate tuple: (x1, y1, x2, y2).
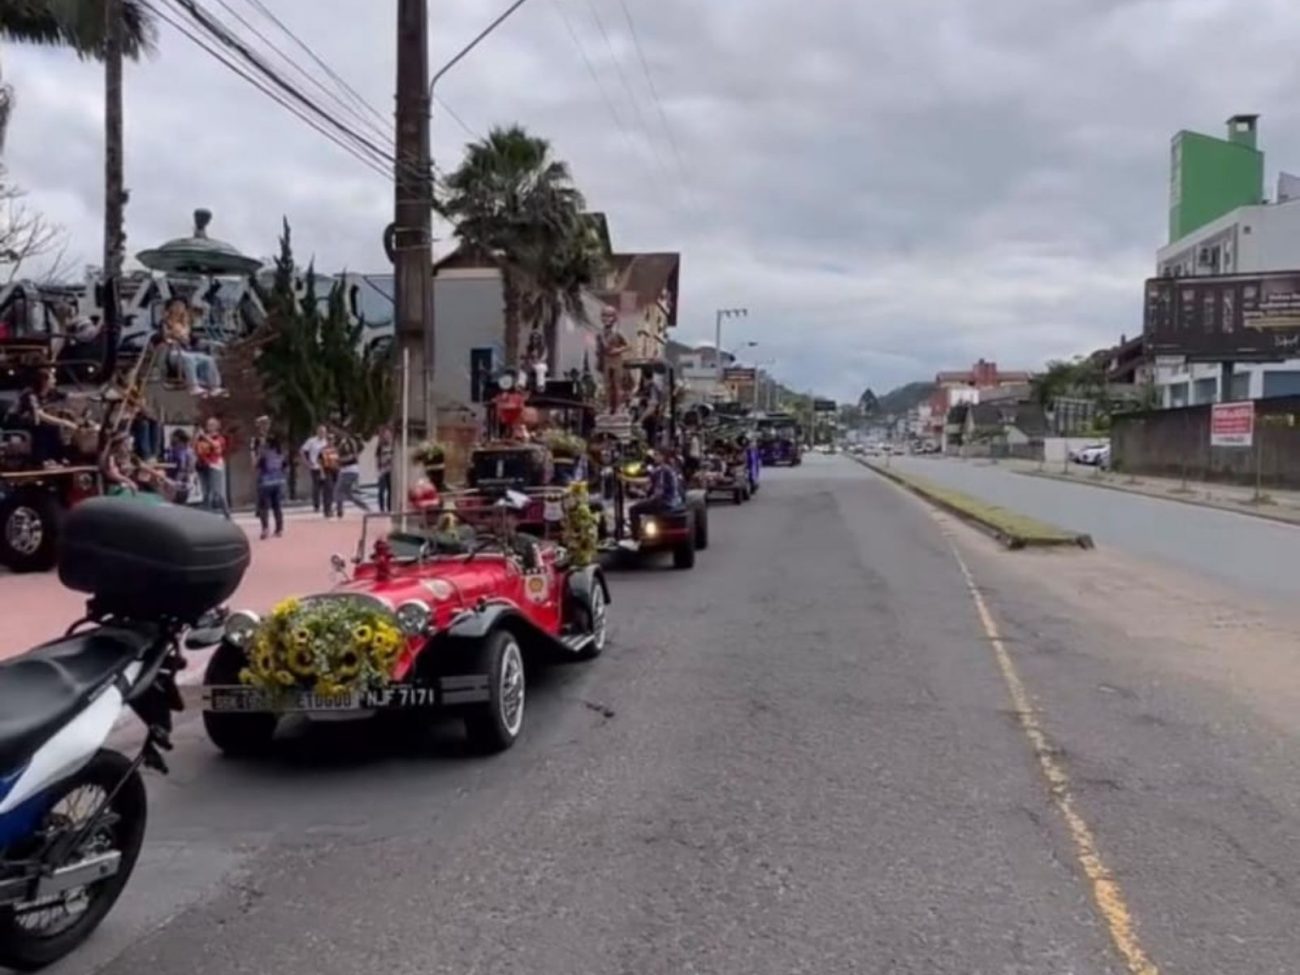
(395, 599, 432, 636)
(643, 519, 660, 540)
(223, 610, 261, 647)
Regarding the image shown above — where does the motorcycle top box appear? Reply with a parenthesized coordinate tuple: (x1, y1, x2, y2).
(57, 498, 250, 622)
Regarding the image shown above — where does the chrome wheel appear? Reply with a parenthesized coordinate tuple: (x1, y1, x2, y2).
(5, 506, 42, 557)
(499, 639, 525, 737)
(590, 586, 608, 651)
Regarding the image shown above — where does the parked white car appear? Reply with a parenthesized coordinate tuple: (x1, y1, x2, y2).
(1073, 443, 1110, 466)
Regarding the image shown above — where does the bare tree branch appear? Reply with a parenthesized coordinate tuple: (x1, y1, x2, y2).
(0, 166, 66, 283)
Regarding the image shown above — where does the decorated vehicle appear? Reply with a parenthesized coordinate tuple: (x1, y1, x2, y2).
(200, 488, 610, 757)
(0, 281, 124, 572)
(0, 499, 248, 969)
(700, 438, 754, 505)
(600, 451, 707, 569)
(757, 413, 803, 467)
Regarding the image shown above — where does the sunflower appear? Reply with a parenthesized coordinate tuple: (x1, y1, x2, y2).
(314, 678, 348, 696)
(334, 648, 362, 681)
(274, 669, 295, 686)
(352, 623, 373, 644)
(288, 645, 317, 678)
(272, 597, 301, 618)
(292, 627, 312, 647)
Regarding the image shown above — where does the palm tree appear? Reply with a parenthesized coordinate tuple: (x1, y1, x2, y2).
(0, 0, 156, 270)
(441, 125, 593, 368)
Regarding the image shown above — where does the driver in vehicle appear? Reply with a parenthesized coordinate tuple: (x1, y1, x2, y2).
(629, 448, 684, 540)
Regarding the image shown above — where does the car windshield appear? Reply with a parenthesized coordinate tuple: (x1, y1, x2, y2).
(355, 512, 467, 563)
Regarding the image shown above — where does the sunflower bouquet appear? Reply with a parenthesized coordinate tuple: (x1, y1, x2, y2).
(238, 597, 405, 695)
(562, 481, 599, 567)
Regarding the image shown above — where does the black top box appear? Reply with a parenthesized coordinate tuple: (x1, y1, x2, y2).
(58, 498, 250, 622)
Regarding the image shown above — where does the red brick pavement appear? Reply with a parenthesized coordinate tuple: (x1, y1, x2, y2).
(0, 514, 367, 665)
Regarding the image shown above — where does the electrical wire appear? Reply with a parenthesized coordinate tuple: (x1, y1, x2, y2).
(583, 0, 672, 185)
(212, 0, 392, 147)
(160, 0, 398, 169)
(616, 0, 697, 208)
(549, 0, 664, 197)
(140, 0, 395, 181)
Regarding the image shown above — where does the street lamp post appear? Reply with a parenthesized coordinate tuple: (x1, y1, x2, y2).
(714, 307, 748, 384)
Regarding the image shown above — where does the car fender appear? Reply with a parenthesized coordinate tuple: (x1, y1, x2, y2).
(566, 563, 611, 613)
(436, 601, 570, 662)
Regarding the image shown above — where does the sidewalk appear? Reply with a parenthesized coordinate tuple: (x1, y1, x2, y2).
(995, 458, 1300, 527)
(0, 513, 370, 664)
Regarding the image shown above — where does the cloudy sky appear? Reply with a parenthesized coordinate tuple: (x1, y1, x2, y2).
(5, 0, 1300, 399)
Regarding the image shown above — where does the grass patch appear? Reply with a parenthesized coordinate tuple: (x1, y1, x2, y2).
(864, 462, 1092, 550)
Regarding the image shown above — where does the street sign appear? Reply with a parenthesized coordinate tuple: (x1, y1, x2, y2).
(1210, 401, 1254, 448)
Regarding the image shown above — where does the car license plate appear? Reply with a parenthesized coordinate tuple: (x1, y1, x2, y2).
(204, 686, 359, 713)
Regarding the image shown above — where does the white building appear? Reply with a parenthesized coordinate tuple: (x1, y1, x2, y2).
(1153, 176, 1300, 406)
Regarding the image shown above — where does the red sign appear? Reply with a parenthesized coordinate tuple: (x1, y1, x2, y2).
(1210, 401, 1254, 448)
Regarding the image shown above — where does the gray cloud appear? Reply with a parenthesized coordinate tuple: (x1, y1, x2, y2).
(4, 0, 1300, 398)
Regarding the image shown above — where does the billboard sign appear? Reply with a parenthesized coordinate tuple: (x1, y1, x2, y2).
(722, 367, 756, 383)
(1210, 401, 1254, 448)
(813, 399, 837, 412)
(1144, 271, 1300, 361)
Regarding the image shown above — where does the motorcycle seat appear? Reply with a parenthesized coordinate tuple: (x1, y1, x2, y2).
(0, 627, 155, 771)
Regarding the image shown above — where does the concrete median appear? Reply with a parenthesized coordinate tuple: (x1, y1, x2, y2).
(858, 459, 1094, 550)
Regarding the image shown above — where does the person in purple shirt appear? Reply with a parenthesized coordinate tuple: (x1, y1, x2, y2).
(255, 434, 287, 540)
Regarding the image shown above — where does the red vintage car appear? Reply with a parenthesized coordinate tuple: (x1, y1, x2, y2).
(200, 492, 610, 757)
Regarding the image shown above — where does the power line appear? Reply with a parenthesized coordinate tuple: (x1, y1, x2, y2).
(141, 0, 395, 181)
(616, 0, 697, 209)
(549, 0, 664, 197)
(212, 0, 391, 147)
(237, 0, 472, 166)
(582, 0, 673, 186)
(161, 0, 398, 169)
(239, 0, 389, 133)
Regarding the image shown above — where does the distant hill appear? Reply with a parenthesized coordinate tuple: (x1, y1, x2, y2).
(875, 381, 936, 415)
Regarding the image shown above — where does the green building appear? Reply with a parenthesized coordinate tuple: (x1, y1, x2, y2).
(1169, 114, 1264, 243)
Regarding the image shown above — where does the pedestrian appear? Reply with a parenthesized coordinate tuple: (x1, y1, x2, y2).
(375, 425, 394, 513)
(194, 416, 231, 518)
(255, 433, 287, 539)
(249, 414, 271, 461)
(300, 423, 330, 514)
(166, 428, 197, 505)
(319, 432, 341, 517)
(332, 427, 371, 516)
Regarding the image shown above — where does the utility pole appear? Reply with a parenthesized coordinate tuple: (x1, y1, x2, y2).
(391, 0, 435, 440)
(103, 0, 125, 278)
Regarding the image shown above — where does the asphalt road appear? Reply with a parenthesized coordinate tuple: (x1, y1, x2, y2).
(26, 455, 1300, 974)
(889, 454, 1300, 603)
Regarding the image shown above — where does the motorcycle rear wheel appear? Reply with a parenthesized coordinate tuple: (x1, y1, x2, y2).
(0, 749, 147, 971)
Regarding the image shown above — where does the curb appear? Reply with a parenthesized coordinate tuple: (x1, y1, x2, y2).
(856, 458, 1093, 551)
(1012, 468, 1300, 530)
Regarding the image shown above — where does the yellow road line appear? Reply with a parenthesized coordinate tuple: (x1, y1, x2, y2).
(946, 540, 1160, 975)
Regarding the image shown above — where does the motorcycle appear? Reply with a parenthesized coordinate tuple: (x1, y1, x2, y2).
(0, 498, 248, 970)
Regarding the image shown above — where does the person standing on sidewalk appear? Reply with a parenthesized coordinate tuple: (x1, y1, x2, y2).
(300, 423, 329, 514)
(375, 426, 395, 513)
(255, 434, 287, 539)
(166, 429, 197, 505)
(332, 427, 371, 516)
(194, 417, 231, 519)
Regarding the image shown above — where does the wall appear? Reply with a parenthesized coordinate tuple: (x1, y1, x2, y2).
(1157, 198, 1300, 276)
(1112, 397, 1300, 487)
(431, 269, 504, 413)
(1170, 130, 1264, 242)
